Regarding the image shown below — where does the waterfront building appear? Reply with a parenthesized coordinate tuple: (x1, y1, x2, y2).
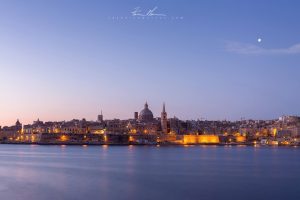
(182, 135, 220, 144)
(1, 119, 22, 134)
(0, 119, 23, 141)
(106, 119, 129, 134)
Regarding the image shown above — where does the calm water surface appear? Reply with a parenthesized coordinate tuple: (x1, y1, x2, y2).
(0, 145, 299, 200)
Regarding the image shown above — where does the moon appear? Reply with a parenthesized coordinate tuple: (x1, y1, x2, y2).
(257, 38, 262, 43)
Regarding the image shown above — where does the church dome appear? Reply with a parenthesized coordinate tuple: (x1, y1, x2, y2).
(139, 102, 154, 122)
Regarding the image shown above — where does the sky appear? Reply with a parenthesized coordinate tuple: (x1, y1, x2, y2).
(0, 0, 300, 126)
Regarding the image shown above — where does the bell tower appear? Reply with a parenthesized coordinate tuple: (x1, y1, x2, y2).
(97, 110, 103, 123)
(161, 103, 168, 134)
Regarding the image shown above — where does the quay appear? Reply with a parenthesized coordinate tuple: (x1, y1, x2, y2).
(0, 133, 299, 147)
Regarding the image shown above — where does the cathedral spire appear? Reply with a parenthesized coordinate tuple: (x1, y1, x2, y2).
(161, 102, 168, 134)
(98, 109, 103, 122)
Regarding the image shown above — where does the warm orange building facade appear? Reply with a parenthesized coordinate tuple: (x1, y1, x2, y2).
(183, 135, 220, 144)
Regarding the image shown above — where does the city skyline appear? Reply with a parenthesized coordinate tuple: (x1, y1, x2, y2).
(1, 100, 297, 127)
(1, 0, 300, 126)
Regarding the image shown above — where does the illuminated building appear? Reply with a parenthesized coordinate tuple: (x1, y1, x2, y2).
(236, 136, 246, 143)
(183, 135, 220, 144)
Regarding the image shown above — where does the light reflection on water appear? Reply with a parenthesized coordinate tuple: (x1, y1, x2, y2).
(0, 145, 299, 200)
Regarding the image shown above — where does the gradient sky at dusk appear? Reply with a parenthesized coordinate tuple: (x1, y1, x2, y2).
(1, 0, 300, 126)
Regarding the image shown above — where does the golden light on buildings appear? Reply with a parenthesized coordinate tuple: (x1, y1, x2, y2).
(93, 130, 104, 134)
(270, 140, 279, 146)
(234, 132, 241, 137)
(183, 135, 197, 144)
(104, 135, 108, 142)
(273, 128, 277, 137)
(129, 136, 134, 142)
(183, 135, 220, 144)
(60, 135, 68, 142)
(282, 141, 290, 145)
(262, 129, 268, 136)
(130, 129, 137, 134)
(198, 135, 219, 144)
(156, 136, 161, 143)
(236, 136, 246, 143)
